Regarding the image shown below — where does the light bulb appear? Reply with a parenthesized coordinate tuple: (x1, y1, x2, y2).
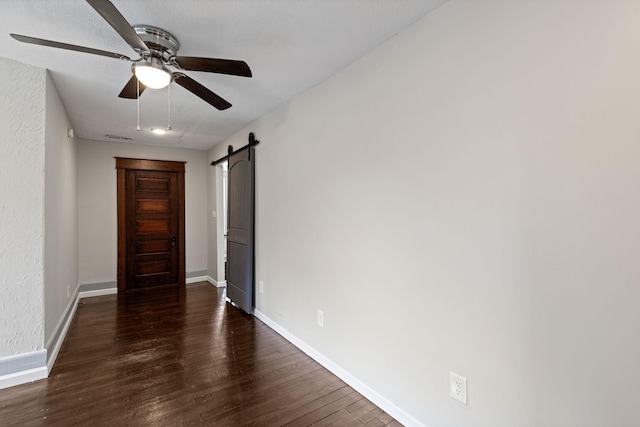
(133, 57, 171, 89)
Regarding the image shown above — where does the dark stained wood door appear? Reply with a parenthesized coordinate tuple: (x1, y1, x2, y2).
(126, 169, 178, 288)
(116, 158, 186, 292)
(226, 147, 255, 313)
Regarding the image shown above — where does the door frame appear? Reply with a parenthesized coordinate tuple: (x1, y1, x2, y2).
(214, 162, 228, 288)
(115, 157, 186, 292)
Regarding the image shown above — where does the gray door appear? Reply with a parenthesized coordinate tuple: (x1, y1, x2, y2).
(226, 147, 255, 313)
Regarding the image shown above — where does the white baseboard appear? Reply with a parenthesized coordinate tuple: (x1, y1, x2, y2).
(186, 276, 209, 284)
(79, 288, 117, 299)
(49, 285, 118, 373)
(254, 310, 426, 427)
(0, 367, 47, 390)
(207, 276, 226, 288)
(0, 350, 48, 390)
(46, 290, 80, 373)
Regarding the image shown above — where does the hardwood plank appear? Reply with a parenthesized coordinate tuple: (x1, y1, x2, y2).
(0, 283, 399, 426)
(282, 388, 361, 427)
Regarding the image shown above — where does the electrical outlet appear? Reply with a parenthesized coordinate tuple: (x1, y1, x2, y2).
(259, 281, 264, 293)
(450, 371, 467, 405)
(317, 309, 324, 328)
(67, 285, 70, 298)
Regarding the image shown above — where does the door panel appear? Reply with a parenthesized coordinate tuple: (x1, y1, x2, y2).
(136, 177, 171, 192)
(136, 199, 170, 213)
(226, 147, 255, 313)
(136, 239, 171, 254)
(126, 169, 178, 289)
(136, 219, 171, 233)
(137, 260, 170, 275)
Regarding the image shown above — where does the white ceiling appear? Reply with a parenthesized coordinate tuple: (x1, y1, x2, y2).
(1, 0, 447, 150)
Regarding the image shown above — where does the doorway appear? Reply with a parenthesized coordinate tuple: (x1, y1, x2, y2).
(116, 158, 186, 292)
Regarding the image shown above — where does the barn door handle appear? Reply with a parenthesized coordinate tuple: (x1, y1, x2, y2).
(171, 237, 176, 247)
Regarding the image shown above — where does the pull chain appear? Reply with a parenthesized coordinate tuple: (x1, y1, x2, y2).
(136, 78, 140, 131)
(167, 82, 171, 131)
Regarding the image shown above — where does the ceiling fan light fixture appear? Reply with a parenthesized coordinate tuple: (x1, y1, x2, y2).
(150, 128, 168, 135)
(133, 57, 171, 89)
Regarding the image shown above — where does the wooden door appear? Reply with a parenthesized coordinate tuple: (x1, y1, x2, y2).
(226, 147, 255, 313)
(116, 158, 186, 292)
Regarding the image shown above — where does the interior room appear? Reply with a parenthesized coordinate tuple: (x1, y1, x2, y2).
(1, 1, 640, 426)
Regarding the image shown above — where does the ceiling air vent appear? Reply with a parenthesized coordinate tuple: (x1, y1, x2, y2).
(105, 134, 134, 141)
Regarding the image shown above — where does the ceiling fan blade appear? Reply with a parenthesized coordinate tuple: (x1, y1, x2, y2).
(10, 33, 130, 60)
(174, 57, 252, 78)
(173, 73, 232, 110)
(86, 0, 148, 53)
(118, 75, 146, 99)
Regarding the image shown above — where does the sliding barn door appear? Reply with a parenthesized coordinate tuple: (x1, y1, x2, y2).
(226, 147, 255, 313)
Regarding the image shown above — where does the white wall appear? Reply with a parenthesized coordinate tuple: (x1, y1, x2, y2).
(44, 72, 78, 346)
(211, 1, 640, 426)
(0, 57, 45, 358)
(77, 139, 209, 285)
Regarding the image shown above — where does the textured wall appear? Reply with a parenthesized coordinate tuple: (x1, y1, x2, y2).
(0, 57, 46, 357)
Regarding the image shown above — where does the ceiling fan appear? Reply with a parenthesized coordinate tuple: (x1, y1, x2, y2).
(9, 0, 251, 110)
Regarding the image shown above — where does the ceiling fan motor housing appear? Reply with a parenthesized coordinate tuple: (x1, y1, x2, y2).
(133, 25, 180, 62)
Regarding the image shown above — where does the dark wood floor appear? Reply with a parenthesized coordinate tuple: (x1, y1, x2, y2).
(0, 282, 400, 426)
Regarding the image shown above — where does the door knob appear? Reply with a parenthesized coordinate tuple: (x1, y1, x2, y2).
(171, 237, 176, 247)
